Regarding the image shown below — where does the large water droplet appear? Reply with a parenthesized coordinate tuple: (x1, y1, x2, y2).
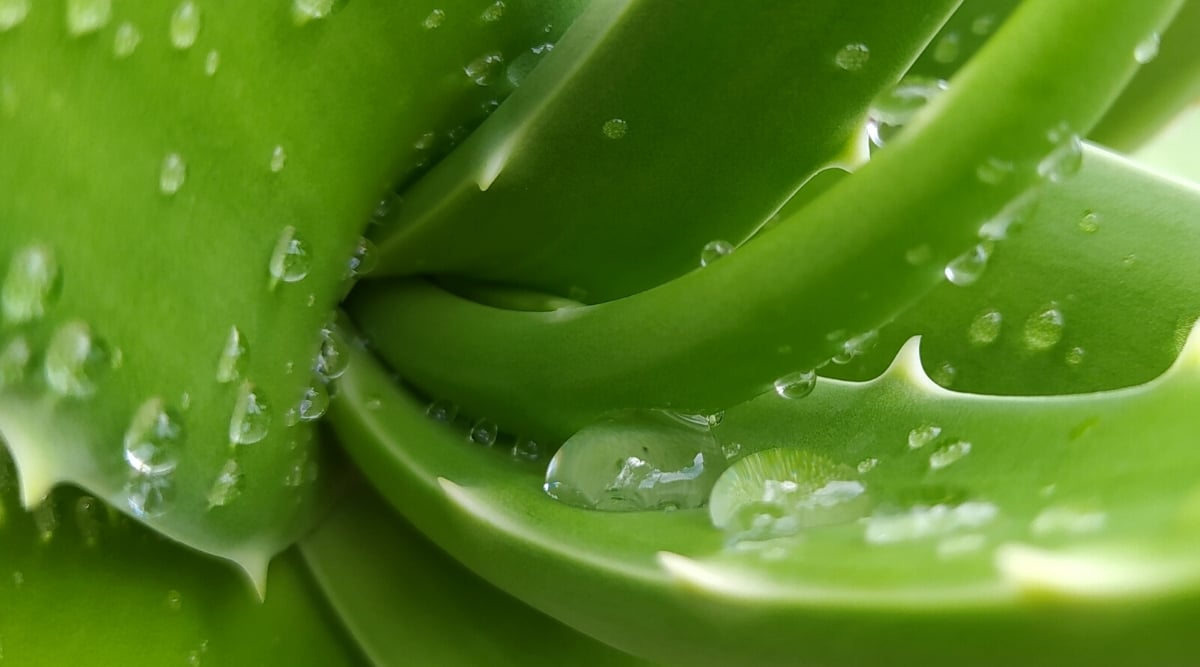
(929, 440, 971, 470)
(229, 381, 271, 445)
(464, 51, 504, 86)
(709, 448, 868, 543)
(0, 0, 30, 32)
(833, 43, 869, 71)
(967, 308, 1002, 346)
(1022, 303, 1065, 351)
(206, 458, 243, 508)
(216, 325, 247, 383)
(422, 9, 445, 29)
(507, 45, 552, 87)
(123, 398, 184, 476)
(125, 475, 174, 518)
(159, 152, 187, 195)
(602, 118, 628, 140)
(544, 410, 725, 512)
(112, 21, 142, 58)
(345, 236, 377, 279)
(66, 0, 111, 36)
(699, 240, 733, 267)
(773, 369, 816, 399)
(296, 380, 329, 421)
(44, 320, 108, 398)
(866, 76, 948, 147)
(2, 244, 61, 325)
(1134, 32, 1160, 64)
(315, 326, 349, 380)
(169, 1, 201, 50)
(267, 226, 311, 289)
(944, 242, 992, 286)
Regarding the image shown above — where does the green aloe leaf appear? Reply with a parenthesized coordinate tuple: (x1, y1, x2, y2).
(0, 450, 359, 665)
(300, 483, 650, 667)
(369, 0, 959, 302)
(0, 0, 584, 586)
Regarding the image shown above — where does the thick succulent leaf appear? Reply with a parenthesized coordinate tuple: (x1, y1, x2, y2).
(0, 451, 360, 666)
(824, 143, 1200, 392)
(351, 0, 1182, 442)
(330, 331, 1200, 667)
(369, 0, 959, 302)
(300, 483, 651, 667)
(0, 0, 585, 586)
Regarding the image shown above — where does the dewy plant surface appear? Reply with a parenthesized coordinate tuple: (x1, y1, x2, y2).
(1, 0, 1200, 665)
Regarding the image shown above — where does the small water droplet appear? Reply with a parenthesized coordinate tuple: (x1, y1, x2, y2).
(866, 76, 948, 147)
(216, 325, 247, 383)
(292, 0, 343, 25)
(699, 240, 733, 267)
(1037, 131, 1083, 183)
(169, 1, 201, 50)
(907, 424, 942, 450)
(971, 14, 995, 35)
(1022, 303, 1065, 351)
(834, 43, 870, 71)
(66, 0, 111, 36)
(1064, 346, 1086, 366)
(345, 236, 377, 279)
(422, 8, 445, 29)
(967, 308, 1002, 346)
(2, 244, 62, 325)
(1031, 505, 1106, 536)
(512, 436, 540, 462)
(1077, 210, 1100, 234)
(206, 458, 243, 507)
(269, 144, 287, 173)
(159, 152, 187, 195)
(297, 380, 329, 421)
(464, 51, 504, 86)
(905, 243, 932, 265)
(857, 457, 879, 474)
(507, 44, 552, 87)
(931, 361, 957, 387)
(426, 399, 458, 422)
(976, 156, 1014, 185)
(602, 118, 628, 140)
(1134, 32, 1160, 64)
(74, 495, 102, 546)
(480, 0, 504, 22)
(44, 320, 108, 398)
(468, 418, 498, 446)
(314, 326, 349, 380)
(267, 225, 311, 288)
(125, 475, 174, 518)
(932, 32, 960, 63)
(0, 0, 29, 32)
(0, 336, 30, 387)
(204, 49, 220, 76)
(929, 440, 971, 470)
(773, 369, 816, 400)
(864, 501, 997, 544)
(229, 381, 271, 445)
(944, 242, 992, 286)
(32, 498, 57, 544)
(123, 398, 184, 476)
(112, 21, 142, 58)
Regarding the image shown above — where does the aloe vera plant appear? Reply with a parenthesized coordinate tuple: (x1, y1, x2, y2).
(2, 0, 1200, 665)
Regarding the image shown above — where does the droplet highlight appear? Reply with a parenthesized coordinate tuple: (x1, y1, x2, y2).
(229, 381, 271, 445)
(169, 1, 201, 50)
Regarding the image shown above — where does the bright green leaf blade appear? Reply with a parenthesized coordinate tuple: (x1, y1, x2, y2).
(330, 338, 1200, 667)
(369, 0, 959, 302)
(0, 0, 584, 584)
(0, 451, 361, 666)
(300, 483, 651, 667)
(1136, 103, 1200, 184)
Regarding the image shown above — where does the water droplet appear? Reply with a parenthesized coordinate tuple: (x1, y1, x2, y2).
(864, 501, 997, 544)
(971, 14, 995, 35)
(507, 45, 552, 87)
(976, 156, 1014, 185)
(929, 440, 971, 470)
(125, 475, 174, 518)
(835, 330, 878, 364)
(709, 448, 867, 543)
(833, 43, 869, 71)
(602, 118, 628, 140)
(32, 497, 57, 544)
(930, 361, 957, 387)
(169, 1, 201, 50)
(932, 32, 960, 63)
(512, 436, 540, 461)
(1134, 32, 1160, 64)
(314, 326, 348, 380)
(123, 398, 184, 476)
(112, 21, 141, 58)
(426, 399, 458, 422)
(905, 243, 932, 265)
(544, 410, 725, 512)
(204, 49, 220, 76)
(297, 380, 329, 421)
(1037, 131, 1083, 183)
(159, 152, 187, 195)
(345, 236, 377, 279)
(2, 244, 61, 325)
(480, 0, 504, 22)
(74, 495, 102, 546)
(866, 76, 948, 147)
(206, 458, 243, 507)
(699, 240, 733, 267)
(1078, 210, 1100, 234)
(937, 533, 986, 558)
(1030, 505, 1106, 536)
(292, 0, 344, 25)
(907, 424, 942, 450)
(944, 242, 992, 286)
(229, 381, 271, 445)
(0, 336, 30, 387)
(967, 308, 1002, 346)
(269, 144, 287, 173)
(165, 589, 183, 611)
(1022, 303, 1065, 351)
(1065, 346, 1086, 366)
(216, 325, 247, 383)
(0, 0, 29, 32)
(422, 9, 445, 30)
(44, 320, 108, 398)
(267, 225, 311, 288)
(464, 51, 504, 86)
(773, 369, 817, 399)
(468, 418, 498, 446)
(857, 457, 879, 474)
(66, 0, 111, 36)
